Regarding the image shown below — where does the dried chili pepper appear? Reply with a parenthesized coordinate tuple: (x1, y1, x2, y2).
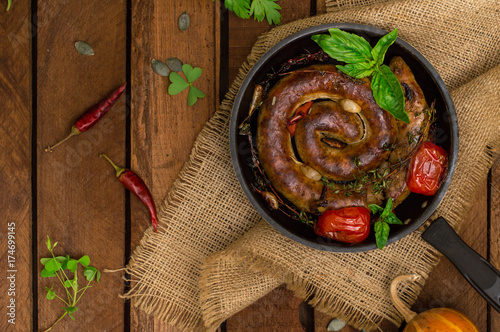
(45, 82, 127, 152)
(100, 153, 158, 233)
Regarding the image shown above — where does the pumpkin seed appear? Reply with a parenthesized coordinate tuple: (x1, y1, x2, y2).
(166, 57, 183, 72)
(178, 11, 190, 31)
(327, 318, 347, 331)
(74, 41, 94, 56)
(151, 59, 170, 77)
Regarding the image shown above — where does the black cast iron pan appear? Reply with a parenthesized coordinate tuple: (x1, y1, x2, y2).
(229, 23, 500, 310)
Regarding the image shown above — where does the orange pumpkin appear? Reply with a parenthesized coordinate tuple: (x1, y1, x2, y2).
(391, 275, 480, 332)
(404, 307, 479, 332)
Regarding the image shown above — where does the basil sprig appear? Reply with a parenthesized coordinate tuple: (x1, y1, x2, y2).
(312, 28, 409, 123)
(369, 198, 403, 249)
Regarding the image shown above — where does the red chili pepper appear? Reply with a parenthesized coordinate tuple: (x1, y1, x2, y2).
(314, 207, 370, 244)
(286, 101, 313, 137)
(407, 141, 448, 196)
(45, 82, 127, 152)
(100, 153, 158, 233)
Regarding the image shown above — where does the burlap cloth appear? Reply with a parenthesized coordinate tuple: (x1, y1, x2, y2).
(123, 0, 500, 330)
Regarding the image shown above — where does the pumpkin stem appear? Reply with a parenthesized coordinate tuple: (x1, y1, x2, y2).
(390, 274, 419, 323)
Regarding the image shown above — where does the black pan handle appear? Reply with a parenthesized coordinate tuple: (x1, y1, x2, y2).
(422, 217, 500, 312)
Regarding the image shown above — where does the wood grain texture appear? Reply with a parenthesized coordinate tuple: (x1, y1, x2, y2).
(0, 1, 32, 331)
(413, 180, 489, 331)
(224, 1, 312, 330)
(225, 286, 306, 332)
(36, 0, 127, 330)
(490, 158, 500, 330)
(129, 0, 219, 331)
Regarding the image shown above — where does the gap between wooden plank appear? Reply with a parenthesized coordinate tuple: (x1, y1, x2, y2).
(31, 0, 38, 330)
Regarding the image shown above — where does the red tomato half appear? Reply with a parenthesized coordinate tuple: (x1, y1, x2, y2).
(407, 141, 448, 196)
(314, 207, 371, 244)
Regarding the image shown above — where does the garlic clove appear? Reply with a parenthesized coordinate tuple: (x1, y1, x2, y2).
(340, 99, 362, 113)
(300, 164, 322, 181)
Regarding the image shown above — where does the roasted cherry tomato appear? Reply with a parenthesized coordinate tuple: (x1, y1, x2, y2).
(407, 141, 448, 196)
(314, 207, 371, 244)
(286, 101, 313, 137)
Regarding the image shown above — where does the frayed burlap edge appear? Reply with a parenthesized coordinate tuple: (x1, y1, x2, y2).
(200, 229, 440, 331)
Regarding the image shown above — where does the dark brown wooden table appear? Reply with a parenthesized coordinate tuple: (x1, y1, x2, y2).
(1, 0, 499, 331)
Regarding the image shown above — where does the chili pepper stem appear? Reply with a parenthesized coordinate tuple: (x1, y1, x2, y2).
(99, 153, 126, 177)
(45, 126, 81, 152)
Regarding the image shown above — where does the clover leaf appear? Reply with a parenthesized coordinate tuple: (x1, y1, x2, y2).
(167, 64, 205, 106)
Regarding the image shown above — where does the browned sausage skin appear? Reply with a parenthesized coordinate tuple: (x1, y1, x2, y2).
(256, 58, 429, 214)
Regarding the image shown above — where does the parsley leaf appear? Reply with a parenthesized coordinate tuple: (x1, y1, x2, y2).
(224, 0, 250, 19)
(250, 0, 281, 25)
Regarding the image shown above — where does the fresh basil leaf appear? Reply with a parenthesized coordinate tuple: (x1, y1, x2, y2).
(224, 0, 250, 19)
(311, 28, 373, 64)
(168, 72, 189, 95)
(381, 198, 393, 218)
(371, 29, 398, 65)
(368, 204, 384, 215)
(336, 61, 375, 78)
(385, 213, 403, 225)
(250, 0, 281, 25)
(372, 65, 408, 123)
(374, 220, 390, 250)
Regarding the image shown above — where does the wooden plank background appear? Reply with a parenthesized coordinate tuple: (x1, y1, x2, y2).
(0, 0, 498, 331)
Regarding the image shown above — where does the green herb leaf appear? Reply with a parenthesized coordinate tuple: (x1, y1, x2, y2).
(6, 0, 12, 11)
(249, 0, 281, 25)
(182, 64, 202, 83)
(63, 306, 78, 314)
(83, 266, 98, 282)
(46, 236, 52, 251)
(40, 257, 51, 265)
(187, 86, 206, 106)
(336, 61, 375, 78)
(168, 72, 189, 95)
(41, 268, 56, 278)
(66, 259, 78, 273)
(371, 65, 408, 123)
(46, 289, 56, 300)
(78, 255, 90, 267)
(385, 213, 403, 225)
(368, 204, 383, 215)
(45, 258, 61, 272)
(374, 220, 390, 250)
(311, 28, 373, 64)
(371, 28, 398, 65)
(381, 197, 393, 218)
(224, 0, 250, 19)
